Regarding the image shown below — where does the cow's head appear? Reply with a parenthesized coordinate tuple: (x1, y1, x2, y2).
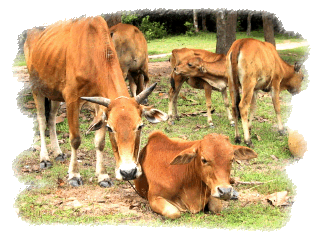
(81, 83, 168, 181)
(284, 62, 304, 95)
(174, 57, 206, 77)
(170, 134, 257, 200)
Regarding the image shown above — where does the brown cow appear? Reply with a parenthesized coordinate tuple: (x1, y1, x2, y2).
(174, 56, 234, 126)
(24, 16, 167, 187)
(110, 23, 149, 98)
(226, 38, 304, 147)
(168, 48, 229, 127)
(134, 130, 257, 219)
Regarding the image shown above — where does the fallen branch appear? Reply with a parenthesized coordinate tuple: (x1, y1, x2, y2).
(235, 181, 265, 186)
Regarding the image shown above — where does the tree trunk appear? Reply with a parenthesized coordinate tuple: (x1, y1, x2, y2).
(193, 9, 199, 33)
(262, 12, 276, 47)
(216, 10, 237, 54)
(202, 12, 207, 31)
(226, 10, 237, 53)
(246, 11, 252, 36)
(215, 10, 226, 54)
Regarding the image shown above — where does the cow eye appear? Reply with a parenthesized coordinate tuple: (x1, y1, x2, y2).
(187, 63, 192, 67)
(137, 124, 144, 131)
(201, 158, 208, 164)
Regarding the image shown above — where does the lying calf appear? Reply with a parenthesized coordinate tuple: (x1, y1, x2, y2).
(134, 131, 257, 219)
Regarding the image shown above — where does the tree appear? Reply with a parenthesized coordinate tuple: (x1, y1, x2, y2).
(246, 11, 252, 36)
(202, 12, 207, 31)
(216, 10, 237, 54)
(193, 9, 199, 33)
(262, 11, 276, 46)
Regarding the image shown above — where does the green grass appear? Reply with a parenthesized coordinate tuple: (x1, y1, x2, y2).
(13, 32, 308, 229)
(147, 31, 305, 55)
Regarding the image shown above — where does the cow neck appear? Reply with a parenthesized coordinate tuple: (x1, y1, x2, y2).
(103, 57, 130, 99)
(205, 60, 227, 79)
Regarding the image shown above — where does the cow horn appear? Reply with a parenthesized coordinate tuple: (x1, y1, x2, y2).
(81, 96, 111, 107)
(135, 83, 157, 104)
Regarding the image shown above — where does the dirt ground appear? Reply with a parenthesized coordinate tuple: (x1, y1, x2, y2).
(13, 59, 290, 220)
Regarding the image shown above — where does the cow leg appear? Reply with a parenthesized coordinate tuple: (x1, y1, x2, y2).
(94, 123, 113, 188)
(66, 100, 83, 187)
(168, 74, 185, 124)
(204, 83, 213, 127)
(48, 100, 66, 161)
(248, 91, 257, 130)
(239, 84, 255, 148)
(128, 73, 137, 97)
(208, 196, 222, 214)
(33, 92, 51, 168)
(271, 85, 285, 135)
(221, 87, 235, 126)
(229, 84, 241, 144)
(149, 195, 181, 219)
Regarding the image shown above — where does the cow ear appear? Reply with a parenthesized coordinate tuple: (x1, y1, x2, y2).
(142, 106, 168, 123)
(86, 111, 106, 135)
(170, 145, 198, 165)
(233, 145, 257, 160)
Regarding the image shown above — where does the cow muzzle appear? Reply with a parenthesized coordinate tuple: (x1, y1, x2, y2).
(115, 162, 142, 181)
(212, 185, 233, 200)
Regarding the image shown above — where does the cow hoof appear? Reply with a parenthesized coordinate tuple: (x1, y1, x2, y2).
(69, 177, 83, 187)
(245, 140, 254, 148)
(99, 179, 114, 188)
(168, 120, 175, 125)
(209, 124, 215, 129)
(40, 160, 52, 169)
(235, 136, 241, 144)
(55, 153, 66, 162)
(230, 121, 235, 127)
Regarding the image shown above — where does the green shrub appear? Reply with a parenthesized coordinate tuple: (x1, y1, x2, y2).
(121, 12, 139, 25)
(139, 15, 167, 41)
(184, 21, 196, 36)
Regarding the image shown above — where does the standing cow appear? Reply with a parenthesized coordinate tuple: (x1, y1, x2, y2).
(168, 48, 229, 127)
(173, 56, 234, 127)
(134, 130, 257, 219)
(226, 38, 304, 147)
(24, 16, 167, 187)
(110, 23, 149, 98)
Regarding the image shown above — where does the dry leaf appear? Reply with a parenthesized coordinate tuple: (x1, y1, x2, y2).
(267, 191, 289, 206)
(270, 155, 279, 161)
(57, 177, 65, 187)
(56, 115, 65, 124)
(24, 101, 36, 109)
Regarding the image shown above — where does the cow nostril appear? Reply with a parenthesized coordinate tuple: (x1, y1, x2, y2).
(217, 187, 233, 200)
(218, 187, 224, 195)
(120, 168, 137, 180)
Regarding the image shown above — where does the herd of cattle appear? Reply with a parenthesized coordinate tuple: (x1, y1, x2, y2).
(23, 16, 304, 219)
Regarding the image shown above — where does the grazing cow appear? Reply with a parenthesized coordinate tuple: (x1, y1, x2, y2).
(226, 38, 304, 147)
(134, 130, 257, 219)
(168, 48, 229, 127)
(110, 23, 149, 98)
(24, 16, 167, 187)
(174, 56, 234, 126)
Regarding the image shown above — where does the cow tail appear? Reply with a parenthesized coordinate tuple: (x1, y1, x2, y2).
(45, 97, 51, 124)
